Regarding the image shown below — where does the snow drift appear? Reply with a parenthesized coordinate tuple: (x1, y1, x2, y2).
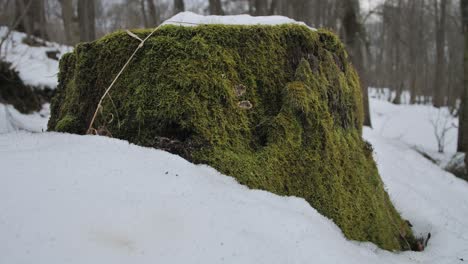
(0, 130, 467, 263)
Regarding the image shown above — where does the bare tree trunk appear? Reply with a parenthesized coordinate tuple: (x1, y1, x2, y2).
(59, 0, 73, 44)
(147, 0, 160, 26)
(409, 0, 419, 104)
(275, 0, 290, 17)
(376, 4, 387, 88)
(78, 0, 96, 42)
(269, 0, 279, 15)
(433, 0, 448, 107)
(15, 0, 32, 35)
(459, 0, 468, 152)
(37, 0, 46, 40)
(0, 0, 33, 57)
(15, 0, 47, 40)
(140, 0, 149, 28)
(342, 0, 372, 128)
(393, 82, 403, 105)
(209, 0, 224, 15)
(410, 77, 417, 104)
(174, 0, 185, 14)
(314, 0, 322, 27)
(391, 0, 403, 105)
(254, 0, 269, 16)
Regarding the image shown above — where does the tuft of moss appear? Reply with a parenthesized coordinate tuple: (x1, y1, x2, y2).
(48, 24, 415, 250)
(54, 114, 80, 132)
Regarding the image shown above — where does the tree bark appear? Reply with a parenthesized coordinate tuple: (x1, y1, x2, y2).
(313, 0, 322, 27)
(410, 0, 426, 105)
(459, 0, 468, 153)
(209, 0, 224, 15)
(174, 0, 185, 14)
(77, 0, 96, 42)
(341, 0, 372, 128)
(147, 0, 160, 26)
(59, 0, 74, 44)
(433, 0, 448, 107)
(140, 0, 149, 28)
(15, 0, 47, 40)
(254, 0, 268, 16)
(15, 0, 31, 35)
(269, 0, 279, 15)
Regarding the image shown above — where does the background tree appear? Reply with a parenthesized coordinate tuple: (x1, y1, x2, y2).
(78, 0, 96, 42)
(58, 0, 75, 44)
(433, 0, 449, 107)
(15, 0, 47, 40)
(174, 0, 185, 14)
(140, 0, 149, 27)
(147, 0, 160, 26)
(459, 0, 468, 155)
(253, 0, 268, 16)
(209, 0, 224, 15)
(341, 0, 372, 127)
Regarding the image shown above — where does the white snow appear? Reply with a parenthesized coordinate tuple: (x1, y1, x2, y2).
(0, 103, 49, 134)
(0, 132, 382, 264)
(0, 27, 72, 89)
(364, 127, 468, 263)
(163, 11, 315, 29)
(369, 90, 459, 166)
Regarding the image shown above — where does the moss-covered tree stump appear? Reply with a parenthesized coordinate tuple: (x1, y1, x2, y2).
(48, 24, 415, 250)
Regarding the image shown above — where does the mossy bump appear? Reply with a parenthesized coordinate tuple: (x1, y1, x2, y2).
(48, 24, 415, 250)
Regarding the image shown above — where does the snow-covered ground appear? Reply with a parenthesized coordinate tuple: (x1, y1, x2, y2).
(1, 124, 468, 263)
(0, 103, 49, 134)
(369, 89, 459, 168)
(0, 27, 71, 89)
(1, 95, 468, 263)
(371, 99, 457, 153)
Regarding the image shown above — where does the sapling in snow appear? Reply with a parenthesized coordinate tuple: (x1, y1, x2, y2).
(430, 108, 456, 153)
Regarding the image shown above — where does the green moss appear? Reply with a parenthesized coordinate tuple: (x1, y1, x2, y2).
(48, 24, 415, 250)
(55, 114, 80, 132)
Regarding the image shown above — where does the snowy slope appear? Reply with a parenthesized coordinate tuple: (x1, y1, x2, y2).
(370, 97, 458, 154)
(0, 27, 72, 89)
(364, 128, 468, 263)
(1, 130, 468, 263)
(0, 133, 379, 264)
(0, 103, 49, 134)
(368, 94, 460, 171)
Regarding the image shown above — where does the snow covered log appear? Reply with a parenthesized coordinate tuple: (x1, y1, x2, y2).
(48, 22, 415, 250)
